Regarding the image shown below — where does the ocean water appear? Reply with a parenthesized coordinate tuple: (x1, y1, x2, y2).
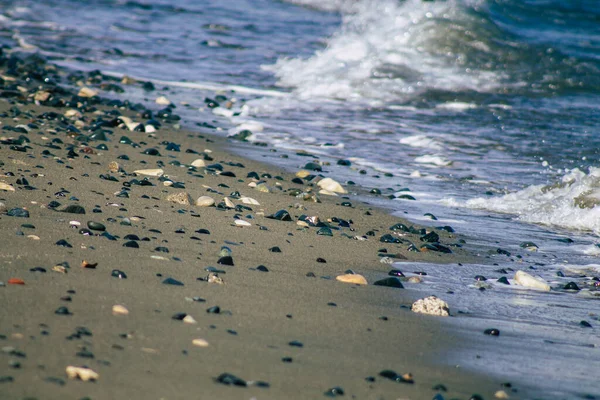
(1, 0, 600, 397)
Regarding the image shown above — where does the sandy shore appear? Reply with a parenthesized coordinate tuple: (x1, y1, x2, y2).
(0, 52, 517, 399)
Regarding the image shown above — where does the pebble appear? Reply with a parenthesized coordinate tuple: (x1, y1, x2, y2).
(196, 196, 215, 207)
(55, 306, 72, 316)
(162, 277, 184, 286)
(192, 338, 209, 347)
(191, 159, 206, 168)
(167, 192, 193, 205)
(336, 274, 368, 285)
(215, 372, 246, 387)
(7, 208, 29, 218)
(112, 305, 129, 315)
(317, 177, 347, 194)
(484, 328, 500, 336)
(373, 277, 404, 289)
(514, 270, 550, 291)
(378, 369, 414, 384)
(78, 87, 98, 97)
(65, 365, 99, 381)
(411, 296, 449, 317)
(234, 219, 251, 227)
(324, 386, 345, 397)
(207, 273, 224, 284)
(289, 340, 304, 347)
(87, 221, 106, 231)
(111, 269, 127, 279)
(62, 205, 86, 214)
(8, 278, 25, 285)
(0, 182, 15, 192)
(183, 315, 197, 324)
(256, 265, 269, 272)
(495, 390, 510, 399)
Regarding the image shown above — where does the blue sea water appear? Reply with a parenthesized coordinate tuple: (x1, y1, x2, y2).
(1, 0, 599, 397)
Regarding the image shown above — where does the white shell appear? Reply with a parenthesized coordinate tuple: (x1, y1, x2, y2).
(514, 270, 551, 291)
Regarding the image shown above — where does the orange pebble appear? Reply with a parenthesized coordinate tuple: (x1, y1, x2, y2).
(8, 278, 25, 285)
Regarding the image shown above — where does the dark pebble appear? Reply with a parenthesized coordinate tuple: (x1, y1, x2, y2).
(266, 209, 292, 221)
(497, 277, 510, 285)
(474, 275, 487, 281)
(420, 231, 440, 243)
(289, 340, 303, 347)
(172, 313, 187, 321)
(564, 282, 580, 291)
(143, 148, 161, 156)
(373, 277, 404, 289)
(123, 240, 139, 248)
(111, 269, 127, 279)
(0, 376, 14, 383)
(61, 204, 86, 214)
(217, 256, 234, 266)
(432, 383, 448, 391)
(469, 395, 484, 400)
(388, 270, 405, 277)
(87, 221, 106, 231)
(55, 239, 73, 248)
(55, 306, 72, 316)
(380, 234, 401, 244)
(215, 372, 247, 387)
(282, 357, 293, 363)
(206, 306, 221, 314)
(484, 328, 500, 336)
(256, 265, 269, 272)
(159, 277, 183, 286)
(269, 246, 282, 253)
(76, 349, 94, 358)
(378, 369, 413, 384)
(324, 386, 345, 397)
(317, 258, 327, 263)
(7, 208, 29, 218)
(580, 320, 593, 328)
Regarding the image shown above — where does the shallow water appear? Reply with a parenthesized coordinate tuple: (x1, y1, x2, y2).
(1, 0, 599, 397)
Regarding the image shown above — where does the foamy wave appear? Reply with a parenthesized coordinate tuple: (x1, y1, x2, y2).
(457, 167, 600, 234)
(265, 0, 503, 102)
(400, 135, 444, 151)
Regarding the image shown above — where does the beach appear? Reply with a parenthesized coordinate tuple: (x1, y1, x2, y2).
(0, 50, 520, 400)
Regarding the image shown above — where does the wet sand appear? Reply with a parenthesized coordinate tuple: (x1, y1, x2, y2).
(0, 52, 517, 399)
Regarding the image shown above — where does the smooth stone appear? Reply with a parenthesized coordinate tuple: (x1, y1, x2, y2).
(267, 209, 292, 221)
(163, 277, 184, 286)
(134, 168, 164, 177)
(256, 265, 269, 272)
(192, 338, 209, 347)
(420, 231, 440, 243)
(269, 246, 282, 253)
(514, 270, 551, 291)
(87, 221, 106, 231)
(217, 256, 234, 266)
(65, 366, 99, 382)
(143, 148, 161, 156)
(288, 340, 303, 347)
(317, 227, 333, 236)
(112, 305, 129, 315)
(580, 320, 592, 328)
(215, 373, 246, 387)
(379, 370, 414, 384)
(411, 296, 449, 317)
(324, 386, 345, 397)
(195, 196, 215, 207)
(56, 239, 73, 248)
(111, 269, 127, 279)
(191, 159, 206, 168)
(78, 87, 98, 97)
(484, 328, 500, 336)
(336, 274, 367, 285)
(123, 240, 139, 248)
(61, 205, 86, 214)
(564, 282, 580, 291)
(317, 177, 347, 194)
(55, 306, 72, 316)
(7, 208, 29, 218)
(380, 234, 401, 244)
(234, 219, 251, 227)
(373, 277, 404, 288)
(497, 277, 510, 285)
(206, 306, 221, 314)
(240, 196, 260, 205)
(0, 182, 15, 192)
(167, 192, 193, 205)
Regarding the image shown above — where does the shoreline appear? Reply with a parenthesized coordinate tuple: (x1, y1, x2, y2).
(0, 49, 522, 399)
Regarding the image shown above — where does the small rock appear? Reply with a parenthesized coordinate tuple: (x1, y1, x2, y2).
(207, 273, 224, 284)
(215, 372, 246, 387)
(373, 277, 404, 288)
(163, 277, 184, 286)
(192, 338, 209, 347)
(411, 296, 449, 317)
(65, 365, 99, 381)
(317, 177, 347, 194)
(167, 192, 193, 205)
(324, 386, 345, 397)
(108, 161, 120, 173)
(183, 315, 197, 324)
(77, 87, 98, 98)
(7, 278, 25, 285)
(7, 208, 29, 218)
(191, 159, 206, 168)
(111, 269, 127, 279)
(484, 328, 500, 336)
(155, 96, 171, 105)
(495, 390, 510, 399)
(514, 270, 550, 291)
(196, 196, 215, 207)
(0, 182, 15, 192)
(336, 274, 368, 285)
(112, 305, 129, 315)
(134, 168, 164, 177)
